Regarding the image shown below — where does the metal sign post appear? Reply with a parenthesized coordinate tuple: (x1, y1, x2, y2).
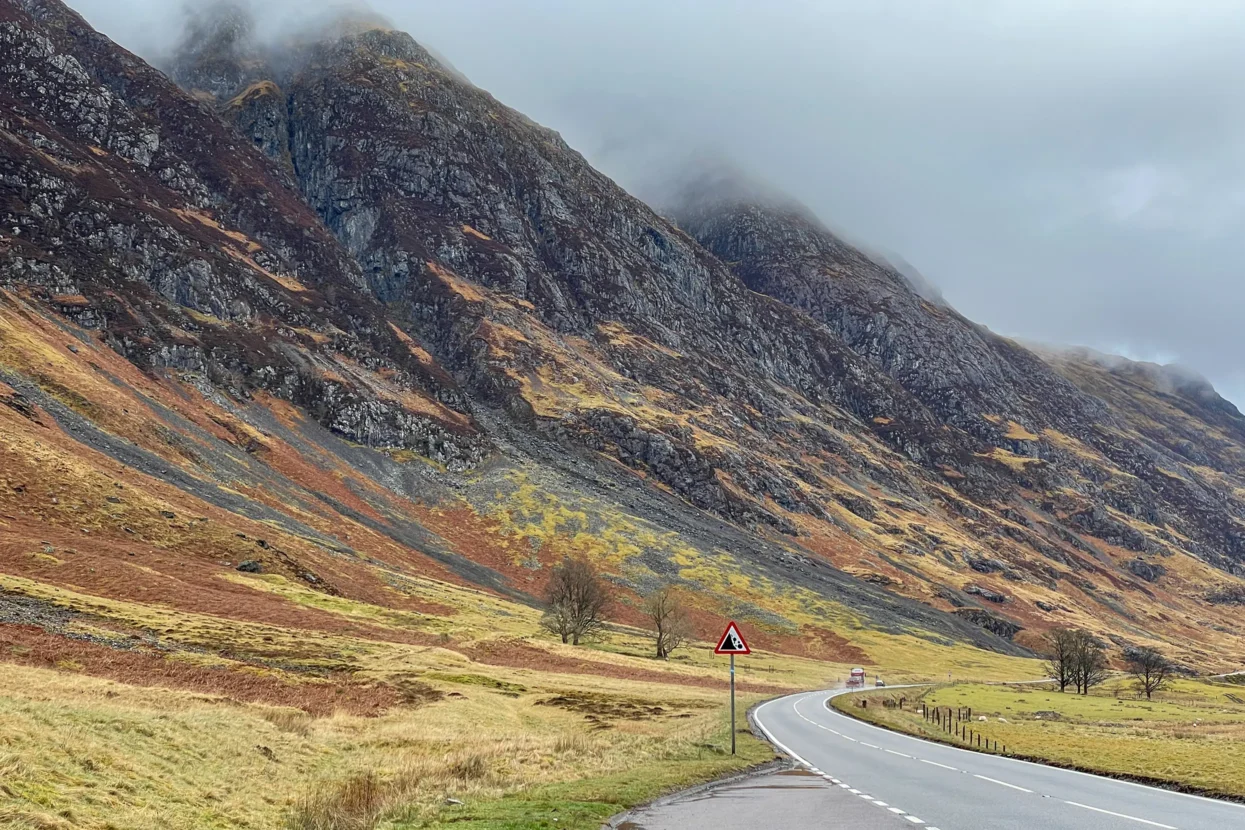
(714, 621, 751, 755)
(730, 653, 736, 754)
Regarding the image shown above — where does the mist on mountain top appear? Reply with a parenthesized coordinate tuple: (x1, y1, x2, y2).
(69, 0, 1245, 407)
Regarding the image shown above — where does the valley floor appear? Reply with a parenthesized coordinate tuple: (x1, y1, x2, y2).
(0, 568, 1036, 830)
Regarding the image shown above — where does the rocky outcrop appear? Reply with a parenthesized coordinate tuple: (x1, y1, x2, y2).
(952, 608, 1024, 641)
(673, 184, 1109, 440)
(964, 584, 1009, 604)
(1207, 585, 1245, 605)
(0, 0, 485, 466)
(1125, 558, 1167, 583)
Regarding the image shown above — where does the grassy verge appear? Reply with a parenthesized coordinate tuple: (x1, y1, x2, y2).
(831, 677, 1245, 799)
(402, 712, 775, 830)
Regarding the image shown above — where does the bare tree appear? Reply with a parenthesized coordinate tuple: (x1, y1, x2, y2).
(1071, 629, 1109, 695)
(644, 586, 692, 659)
(1043, 628, 1078, 692)
(541, 557, 610, 645)
(1127, 647, 1172, 700)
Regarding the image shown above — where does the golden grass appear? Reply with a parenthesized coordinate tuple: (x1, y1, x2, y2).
(978, 447, 1043, 471)
(0, 663, 758, 830)
(0, 556, 1046, 830)
(1003, 421, 1040, 441)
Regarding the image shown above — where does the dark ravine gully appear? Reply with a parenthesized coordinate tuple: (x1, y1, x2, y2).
(3, 0, 1245, 670)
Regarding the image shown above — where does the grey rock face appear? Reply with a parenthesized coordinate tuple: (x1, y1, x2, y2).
(674, 180, 1245, 580)
(964, 584, 1009, 604)
(1125, 558, 1167, 583)
(675, 192, 1107, 439)
(0, 0, 486, 466)
(953, 607, 1023, 640)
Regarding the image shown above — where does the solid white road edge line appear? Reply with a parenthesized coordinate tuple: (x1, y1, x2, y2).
(1063, 801, 1178, 829)
(752, 694, 814, 768)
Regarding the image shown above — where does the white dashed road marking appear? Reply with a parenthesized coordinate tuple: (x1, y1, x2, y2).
(771, 692, 1058, 830)
(974, 774, 1033, 793)
(1064, 801, 1178, 829)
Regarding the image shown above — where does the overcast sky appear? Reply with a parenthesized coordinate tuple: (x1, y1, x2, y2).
(72, 0, 1245, 407)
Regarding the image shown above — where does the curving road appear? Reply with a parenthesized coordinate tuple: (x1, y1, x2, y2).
(746, 688, 1245, 830)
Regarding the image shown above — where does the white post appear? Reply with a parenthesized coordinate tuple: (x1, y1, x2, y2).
(730, 653, 736, 755)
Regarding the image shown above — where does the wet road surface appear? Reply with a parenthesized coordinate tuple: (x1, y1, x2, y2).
(749, 689, 1245, 830)
(617, 768, 919, 829)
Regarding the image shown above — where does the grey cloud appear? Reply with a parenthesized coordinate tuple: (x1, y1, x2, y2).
(70, 0, 1245, 405)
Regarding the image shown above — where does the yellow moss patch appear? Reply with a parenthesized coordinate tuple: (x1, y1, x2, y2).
(427, 261, 487, 302)
(1003, 420, 1040, 441)
(978, 448, 1043, 471)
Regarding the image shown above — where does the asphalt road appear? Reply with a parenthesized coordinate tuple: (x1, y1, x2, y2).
(739, 688, 1245, 830)
(619, 768, 918, 829)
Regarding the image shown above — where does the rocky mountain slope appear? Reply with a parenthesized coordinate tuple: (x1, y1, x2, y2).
(3, 0, 1245, 704)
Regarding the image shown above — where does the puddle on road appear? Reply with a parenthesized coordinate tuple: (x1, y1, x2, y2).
(675, 768, 829, 802)
(745, 768, 826, 790)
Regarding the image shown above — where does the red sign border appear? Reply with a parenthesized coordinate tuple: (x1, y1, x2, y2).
(714, 620, 751, 655)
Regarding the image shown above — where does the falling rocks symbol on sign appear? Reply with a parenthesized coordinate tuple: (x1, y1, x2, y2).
(715, 621, 750, 654)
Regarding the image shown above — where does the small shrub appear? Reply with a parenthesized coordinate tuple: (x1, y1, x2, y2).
(447, 753, 487, 781)
(261, 708, 313, 737)
(288, 773, 383, 830)
(553, 733, 588, 755)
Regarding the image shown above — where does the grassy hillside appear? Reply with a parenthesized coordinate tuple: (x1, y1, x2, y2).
(0, 293, 1043, 827)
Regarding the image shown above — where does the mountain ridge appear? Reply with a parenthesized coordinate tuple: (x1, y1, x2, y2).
(4, 0, 1245, 697)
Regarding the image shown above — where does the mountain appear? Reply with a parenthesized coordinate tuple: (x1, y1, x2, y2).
(5, 0, 1245, 718)
(676, 183, 1245, 579)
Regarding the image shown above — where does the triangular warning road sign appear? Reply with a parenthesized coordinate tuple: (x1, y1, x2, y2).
(714, 621, 751, 655)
